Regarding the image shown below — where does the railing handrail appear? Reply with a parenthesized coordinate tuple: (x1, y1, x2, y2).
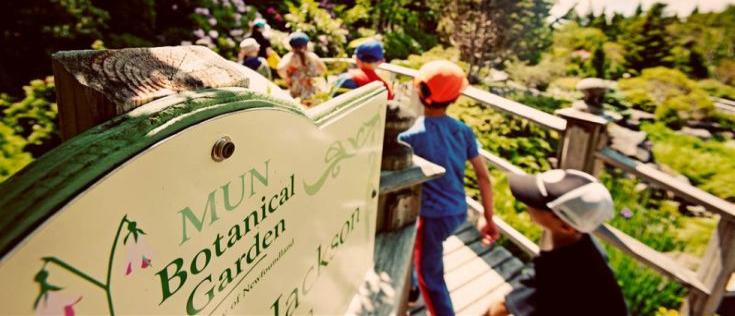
(324, 56, 734, 313)
(597, 147, 735, 221)
(473, 150, 711, 296)
(321, 58, 568, 132)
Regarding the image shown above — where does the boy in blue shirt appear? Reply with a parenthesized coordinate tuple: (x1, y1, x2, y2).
(399, 60, 499, 315)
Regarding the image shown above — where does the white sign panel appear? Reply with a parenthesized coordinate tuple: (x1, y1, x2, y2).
(0, 87, 387, 315)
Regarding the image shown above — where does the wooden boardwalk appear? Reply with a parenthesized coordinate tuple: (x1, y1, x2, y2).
(410, 222, 526, 315)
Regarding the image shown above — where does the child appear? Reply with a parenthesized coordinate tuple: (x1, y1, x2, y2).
(238, 38, 271, 80)
(334, 40, 394, 99)
(250, 18, 274, 59)
(277, 32, 327, 101)
(399, 60, 500, 316)
(488, 169, 628, 316)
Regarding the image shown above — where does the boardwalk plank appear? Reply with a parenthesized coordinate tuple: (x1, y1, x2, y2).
(458, 283, 514, 315)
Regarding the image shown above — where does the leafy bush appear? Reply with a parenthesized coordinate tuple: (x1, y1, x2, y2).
(284, 0, 349, 57)
(643, 122, 735, 202)
(698, 78, 735, 100)
(655, 90, 714, 129)
(600, 171, 691, 315)
(715, 59, 735, 85)
(618, 67, 714, 126)
(2, 77, 59, 158)
(0, 122, 32, 182)
(382, 31, 423, 61)
(505, 57, 566, 91)
(188, 0, 258, 61)
(448, 97, 559, 173)
(391, 46, 466, 71)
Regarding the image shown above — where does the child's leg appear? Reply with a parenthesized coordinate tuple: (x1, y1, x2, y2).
(414, 215, 465, 315)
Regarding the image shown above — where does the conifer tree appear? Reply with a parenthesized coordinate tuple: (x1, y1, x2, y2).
(623, 3, 674, 73)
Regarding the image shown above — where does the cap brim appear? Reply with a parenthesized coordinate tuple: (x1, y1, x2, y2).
(507, 173, 550, 211)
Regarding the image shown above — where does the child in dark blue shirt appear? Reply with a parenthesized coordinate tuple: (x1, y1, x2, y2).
(399, 60, 499, 316)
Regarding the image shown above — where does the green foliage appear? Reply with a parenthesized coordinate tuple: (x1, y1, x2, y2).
(698, 79, 735, 100)
(0, 76, 59, 182)
(553, 22, 607, 53)
(618, 67, 714, 127)
(285, 0, 349, 57)
(391, 46, 466, 72)
(0, 122, 33, 183)
(188, 0, 258, 61)
(441, 0, 552, 77)
(2, 77, 60, 158)
(448, 97, 558, 174)
(591, 44, 606, 78)
(0, 0, 108, 94)
(382, 31, 423, 61)
(643, 122, 735, 202)
(655, 91, 713, 129)
(621, 3, 675, 73)
(715, 59, 735, 86)
(505, 57, 566, 91)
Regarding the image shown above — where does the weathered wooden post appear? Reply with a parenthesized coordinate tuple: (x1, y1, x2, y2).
(555, 78, 610, 175)
(51, 46, 281, 140)
(683, 218, 735, 315)
(0, 46, 390, 315)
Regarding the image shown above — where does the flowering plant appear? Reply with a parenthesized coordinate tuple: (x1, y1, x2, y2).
(189, 0, 259, 61)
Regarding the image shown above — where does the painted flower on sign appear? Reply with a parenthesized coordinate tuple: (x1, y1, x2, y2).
(33, 268, 83, 316)
(35, 293, 82, 316)
(32, 215, 153, 315)
(123, 220, 153, 276)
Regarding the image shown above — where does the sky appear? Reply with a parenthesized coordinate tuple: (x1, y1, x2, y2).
(551, 0, 735, 18)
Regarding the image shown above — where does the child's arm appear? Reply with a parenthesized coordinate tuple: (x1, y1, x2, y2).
(470, 155, 500, 245)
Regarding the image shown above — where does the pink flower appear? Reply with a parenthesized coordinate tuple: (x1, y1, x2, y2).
(35, 293, 82, 316)
(620, 207, 633, 219)
(124, 236, 154, 276)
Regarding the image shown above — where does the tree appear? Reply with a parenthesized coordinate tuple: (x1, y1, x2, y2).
(591, 44, 606, 78)
(442, 0, 552, 79)
(688, 50, 709, 79)
(0, 0, 108, 95)
(622, 3, 674, 73)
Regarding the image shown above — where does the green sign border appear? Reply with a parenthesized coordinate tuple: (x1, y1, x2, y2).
(0, 84, 385, 258)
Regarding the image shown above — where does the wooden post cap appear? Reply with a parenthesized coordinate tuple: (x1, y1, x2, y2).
(52, 46, 253, 140)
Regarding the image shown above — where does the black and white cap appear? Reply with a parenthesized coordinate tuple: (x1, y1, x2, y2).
(508, 169, 614, 233)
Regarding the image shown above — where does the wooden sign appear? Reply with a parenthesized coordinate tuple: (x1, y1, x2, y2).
(0, 83, 387, 315)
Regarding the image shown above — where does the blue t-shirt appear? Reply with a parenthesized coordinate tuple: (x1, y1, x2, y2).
(398, 115, 479, 218)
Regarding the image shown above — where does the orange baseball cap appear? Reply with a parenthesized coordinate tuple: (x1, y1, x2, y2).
(414, 60, 468, 105)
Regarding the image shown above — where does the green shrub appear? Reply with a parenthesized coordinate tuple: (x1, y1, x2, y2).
(618, 67, 715, 127)
(715, 59, 735, 86)
(655, 91, 714, 129)
(643, 122, 735, 202)
(391, 46, 465, 72)
(188, 0, 258, 61)
(2, 77, 59, 158)
(698, 78, 735, 100)
(285, 0, 349, 57)
(383, 31, 423, 61)
(0, 122, 32, 182)
(505, 57, 566, 91)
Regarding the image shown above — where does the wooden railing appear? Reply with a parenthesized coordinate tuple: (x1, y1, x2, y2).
(322, 59, 735, 315)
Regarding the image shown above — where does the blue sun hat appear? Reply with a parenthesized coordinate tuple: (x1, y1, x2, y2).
(355, 40, 384, 63)
(253, 18, 267, 29)
(288, 32, 310, 48)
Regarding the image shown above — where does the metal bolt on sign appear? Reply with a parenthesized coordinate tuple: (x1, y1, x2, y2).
(212, 136, 235, 162)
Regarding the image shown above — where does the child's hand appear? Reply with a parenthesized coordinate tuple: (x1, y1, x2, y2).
(481, 221, 501, 246)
